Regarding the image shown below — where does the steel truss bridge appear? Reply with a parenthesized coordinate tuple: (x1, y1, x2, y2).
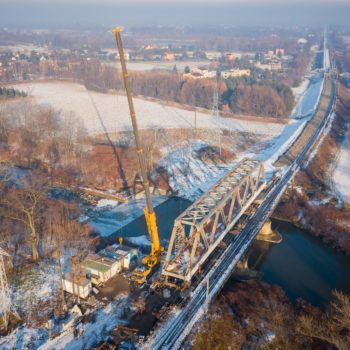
(163, 159, 266, 282)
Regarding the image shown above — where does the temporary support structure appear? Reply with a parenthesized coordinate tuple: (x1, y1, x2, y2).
(162, 158, 266, 282)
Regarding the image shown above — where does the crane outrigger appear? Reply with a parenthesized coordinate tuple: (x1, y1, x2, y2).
(113, 27, 163, 283)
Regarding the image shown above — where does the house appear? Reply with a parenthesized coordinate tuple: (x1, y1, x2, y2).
(275, 48, 285, 56)
(221, 69, 251, 79)
(255, 61, 282, 71)
(297, 38, 308, 45)
(116, 50, 130, 61)
(204, 51, 222, 60)
(225, 53, 236, 61)
(271, 61, 283, 71)
(62, 272, 92, 299)
(144, 44, 157, 50)
(183, 67, 216, 80)
(163, 52, 175, 61)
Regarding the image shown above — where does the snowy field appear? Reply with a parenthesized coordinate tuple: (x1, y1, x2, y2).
(12, 81, 284, 137)
(103, 60, 210, 72)
(333, 126, 350, 203)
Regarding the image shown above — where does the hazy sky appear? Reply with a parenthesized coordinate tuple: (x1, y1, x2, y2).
(0, 1, 349, 27)
(1, 0, 350, 3)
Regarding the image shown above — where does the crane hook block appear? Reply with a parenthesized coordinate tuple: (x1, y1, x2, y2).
(112, 27, 121, 33)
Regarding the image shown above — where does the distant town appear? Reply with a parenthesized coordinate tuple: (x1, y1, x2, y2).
(0, 27, 310, 83)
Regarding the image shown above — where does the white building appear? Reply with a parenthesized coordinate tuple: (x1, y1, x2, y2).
(255, 61, 282, 71)
(183, 67, 216, 80)
(83, 253, 121, 285)
(204, 51, 222, 60)
(116, 51, 130, 61)
(220, 69, 251, 79)
(62, 273, 92, 299)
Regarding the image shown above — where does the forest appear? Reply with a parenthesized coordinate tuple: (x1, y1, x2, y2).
(192, 280, 350, 350)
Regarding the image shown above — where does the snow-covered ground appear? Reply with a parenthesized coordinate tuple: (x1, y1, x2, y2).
(159, 141, 233, 200)
(89, 196, 168, 237)
(291, 73, 324, 119)
(333, 125, 350, 203)
(10, 262, 60, 318)
(12, 81, 283, 137)
(291, 78, 309, 100)
(1, 295, 129, 350)
(104, 60, 210, 72)
(39, 296, 128, 350)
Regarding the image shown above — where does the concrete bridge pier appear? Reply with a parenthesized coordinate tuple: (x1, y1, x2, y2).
(256, 220, 282, 243)
(235, 254, 262, 280)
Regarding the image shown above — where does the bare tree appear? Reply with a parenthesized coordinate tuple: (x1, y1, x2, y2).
(297, 291, 350, 350)
(0, 174, 48, 262)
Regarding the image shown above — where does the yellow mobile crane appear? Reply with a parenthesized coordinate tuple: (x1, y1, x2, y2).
(113, 27, 164, 283)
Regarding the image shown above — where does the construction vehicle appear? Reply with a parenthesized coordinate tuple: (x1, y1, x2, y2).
(112, 27, 164, 283)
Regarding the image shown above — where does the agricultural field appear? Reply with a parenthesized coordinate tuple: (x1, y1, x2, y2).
(11, 81, 285, 138)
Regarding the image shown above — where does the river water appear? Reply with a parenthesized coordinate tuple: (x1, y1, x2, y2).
(107, 196, 192, 243)
(109, 198, 350, 307)
(248, 220, 350, 307)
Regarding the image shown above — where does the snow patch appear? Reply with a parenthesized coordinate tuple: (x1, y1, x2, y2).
(88, 196, 168, 237)
(126, 235, 151, 247)
(333, 124, 350, 203)
(96, 198, 120, 208)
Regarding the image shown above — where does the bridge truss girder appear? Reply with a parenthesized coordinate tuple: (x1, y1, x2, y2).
(162, 158, 266, 282)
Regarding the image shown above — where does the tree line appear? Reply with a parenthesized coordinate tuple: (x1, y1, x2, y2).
(0, 87, 27, 98)
(78, 60, 295, 118)
(0, 102, 92, 266)
(192, 280, 350, 350)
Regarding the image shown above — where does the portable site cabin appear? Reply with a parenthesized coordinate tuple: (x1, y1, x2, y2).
(62, 272, 92, 299)
(83, 254, 121, 285)
(98, 244, 138, 270)
(112, 244, 138, 269)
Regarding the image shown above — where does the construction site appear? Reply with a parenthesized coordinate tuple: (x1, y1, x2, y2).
(0, 24, 341, 350)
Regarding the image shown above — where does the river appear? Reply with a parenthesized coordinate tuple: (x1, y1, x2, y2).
(102, 196, 192, 246)
(248, 220, 350, 306)
(105, 198, 350, 307)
